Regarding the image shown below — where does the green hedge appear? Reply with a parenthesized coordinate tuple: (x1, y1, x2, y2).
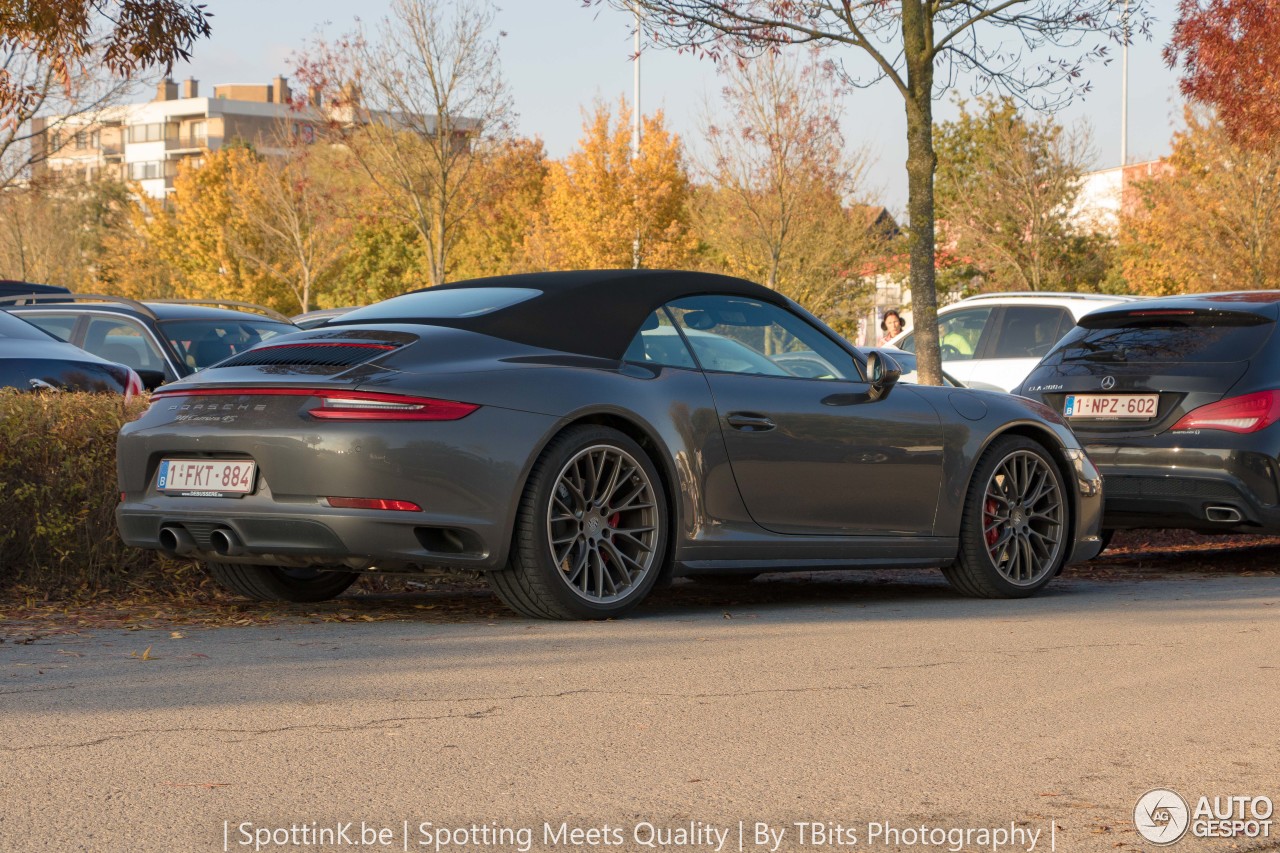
(0, 390, 194, 594)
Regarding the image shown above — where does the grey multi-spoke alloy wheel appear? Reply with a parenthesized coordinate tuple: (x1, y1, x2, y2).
(487, 425, 669, 619)
(204, 562, 359, 603)
(945, 436, 1068, 598)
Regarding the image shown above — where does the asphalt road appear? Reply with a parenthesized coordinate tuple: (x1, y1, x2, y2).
(2, 572, 1278, 853)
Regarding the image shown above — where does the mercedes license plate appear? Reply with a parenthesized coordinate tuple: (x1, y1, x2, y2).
(1063, 394, 1158, 419)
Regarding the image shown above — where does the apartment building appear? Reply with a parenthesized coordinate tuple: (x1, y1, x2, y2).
(32, 76, 320, 198)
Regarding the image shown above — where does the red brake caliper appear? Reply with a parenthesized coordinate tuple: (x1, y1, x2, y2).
(601, 513, 622, 563)
(984, 498, 999, 546)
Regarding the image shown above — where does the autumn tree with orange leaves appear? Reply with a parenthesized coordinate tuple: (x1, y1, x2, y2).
(695, 53, 880, 331)
(294, 0, 512, 287)
(1167, 0, 1280, 148)
(0, 0, 211, 123)
(451, 137, 549, 280)
(99, 146, 315, 311)
(227, 142, 351, 314)
(1118, 108, 1280, 295)
(528, 101, 697, 271)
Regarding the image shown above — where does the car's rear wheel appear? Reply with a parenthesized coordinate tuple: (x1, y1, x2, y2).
(944, 436, 1068, 598)
(487, 425, 668, 619)
(204, 562, 359, 603)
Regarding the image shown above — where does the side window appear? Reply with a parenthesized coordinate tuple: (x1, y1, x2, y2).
(936, 308, 994, 361)
(622, 309, 697, 369)
(990, 307, 1073, 360)
(666, 295, 857, 380)
(21, 313, 78, 342)
(82, 317, 166, 372)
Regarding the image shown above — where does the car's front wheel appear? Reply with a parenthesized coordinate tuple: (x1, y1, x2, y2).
(487, 425, 669, 619)
(204, 562, 359, 603)
(944, 435, 1069, 598)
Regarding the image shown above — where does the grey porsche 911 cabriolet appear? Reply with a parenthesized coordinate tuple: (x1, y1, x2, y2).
(117, 270, 1104, 618)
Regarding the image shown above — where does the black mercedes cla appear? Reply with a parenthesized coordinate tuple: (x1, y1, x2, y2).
(1016, 292, 1280, 537)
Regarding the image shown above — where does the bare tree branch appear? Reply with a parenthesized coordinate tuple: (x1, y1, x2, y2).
(593, 0, 1148, 384)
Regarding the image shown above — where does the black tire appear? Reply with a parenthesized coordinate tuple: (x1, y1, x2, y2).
(944, 435, 1069, 599)
(204, 562, 358, 603)
(486, 425, 669, 620)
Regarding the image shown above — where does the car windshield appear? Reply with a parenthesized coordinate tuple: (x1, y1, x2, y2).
(159, 319, 293, 370)
(0, 311, 55, 341)
(337, 288, 540, 323)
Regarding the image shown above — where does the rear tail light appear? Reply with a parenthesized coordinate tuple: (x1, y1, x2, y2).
(149, 387, 478, 421)
(1170, 390, 1280, 434)
(326, 496, 422, 512)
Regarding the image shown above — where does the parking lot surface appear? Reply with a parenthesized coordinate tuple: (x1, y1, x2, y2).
(2, 572, 1277, 852)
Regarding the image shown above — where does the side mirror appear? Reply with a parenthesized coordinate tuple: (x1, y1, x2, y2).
(865, 350, 902, 401)
(135, 369, 167, 391)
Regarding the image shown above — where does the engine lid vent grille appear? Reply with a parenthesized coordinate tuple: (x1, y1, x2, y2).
(220, 342, 398, 368)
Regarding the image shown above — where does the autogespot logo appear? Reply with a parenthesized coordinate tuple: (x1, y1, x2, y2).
(1135, 789, 1191, 845)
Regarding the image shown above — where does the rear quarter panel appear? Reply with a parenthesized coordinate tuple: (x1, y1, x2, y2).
(353, 358, 750, 558)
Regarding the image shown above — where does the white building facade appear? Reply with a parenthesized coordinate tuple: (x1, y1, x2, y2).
(34, 77, 319, 198)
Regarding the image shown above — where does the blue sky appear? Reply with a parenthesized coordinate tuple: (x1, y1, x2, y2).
(176, 1, 1185, 212)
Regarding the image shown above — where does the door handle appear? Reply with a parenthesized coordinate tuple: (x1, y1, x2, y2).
(726, 413, 776, 431)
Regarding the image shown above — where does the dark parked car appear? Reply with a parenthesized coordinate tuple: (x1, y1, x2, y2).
(0, 309, 141, 396)
(116, 270, 1103, 619)
(0, 280, 70, 298)
(0, 295, 296, 390)
(290, 306, 356, 329)
(1015, 292, 1280, 537)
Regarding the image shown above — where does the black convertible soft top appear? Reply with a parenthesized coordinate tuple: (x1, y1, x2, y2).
(342, 269, 788, 360)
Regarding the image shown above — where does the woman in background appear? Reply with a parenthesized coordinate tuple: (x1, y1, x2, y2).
(879, 309, 904, 346)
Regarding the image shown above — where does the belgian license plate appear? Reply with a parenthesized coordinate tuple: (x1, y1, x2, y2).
(1064, 394, 1159, 419)
(157, 459, 256, 496)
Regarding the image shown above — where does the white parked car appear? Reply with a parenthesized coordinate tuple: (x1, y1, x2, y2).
(889, 292, 1143, 392)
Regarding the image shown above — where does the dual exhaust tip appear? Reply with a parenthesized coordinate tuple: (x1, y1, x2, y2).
(158, 525, 245, 557)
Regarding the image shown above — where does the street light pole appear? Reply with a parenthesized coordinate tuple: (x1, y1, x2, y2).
(632, 1, 642, 269)
(1120, 0, 1129, 167)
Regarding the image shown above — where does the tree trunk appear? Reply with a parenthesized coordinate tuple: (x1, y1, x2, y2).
(433, 203, 448, 286)
(902, 1, 943, 385)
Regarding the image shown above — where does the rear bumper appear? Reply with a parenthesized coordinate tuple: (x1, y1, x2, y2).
(116, 504, 504, 571)
(1085, 438, 1280, 532)
(115, 405, 563, 570)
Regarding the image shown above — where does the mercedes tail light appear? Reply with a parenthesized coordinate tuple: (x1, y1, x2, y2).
(1170, 390, 1280, 434)
(149, 387, 479, 421)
